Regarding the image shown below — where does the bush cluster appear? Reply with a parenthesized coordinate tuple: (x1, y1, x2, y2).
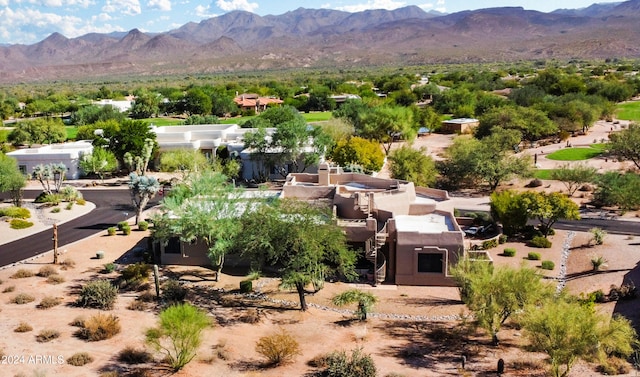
(321, 348, 377, 377)
(529, 236, 552, 248)
(76, 280, 118, 310)
(9, 219, 33, 229)
(255, 330, 301, 366)
(609, 283, 637, 301)
(138, 221, 149, 231)
(481, 239, 498, 250)
(0, 206, 30, 219)
(76, 313, 121, 341)
(527, 252, 541, 261)
(119, 263, 151, 291)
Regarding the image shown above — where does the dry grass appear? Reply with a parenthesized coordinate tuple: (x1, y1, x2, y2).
(10, 269, 34, 279)
(35, 329, 60, 343)
(46, 274, 65, 284)
(2, 285, 15, 293)
(117, 346, 153, 364)
(36, 265, 57, 277)
(10, 293, 35, 304)
(76, 313, 121, 341)
(67, 352, 93, 366)
(37, 296, 62, 309)
(14, 322, 33, 333)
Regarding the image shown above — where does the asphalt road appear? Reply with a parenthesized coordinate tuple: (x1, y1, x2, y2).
(0, 189, 159, 267)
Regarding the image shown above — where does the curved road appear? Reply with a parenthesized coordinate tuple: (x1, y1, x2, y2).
(0, 189, 159, 267)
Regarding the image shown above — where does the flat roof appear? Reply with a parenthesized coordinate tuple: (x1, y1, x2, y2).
(395, 214, 454, 233)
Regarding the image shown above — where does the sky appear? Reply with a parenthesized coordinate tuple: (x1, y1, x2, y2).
(0, 0, 624, 45)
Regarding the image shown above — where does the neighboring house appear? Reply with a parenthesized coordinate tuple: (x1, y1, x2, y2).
(6, 140, 93, 179)
(152, 124, 319, 181)
(441, 118, 480, 134)
(156, 162, 466, 287)
(234, 94, 283, 113)
(92, 97, 134, 113)
(330, 94, 361, 107)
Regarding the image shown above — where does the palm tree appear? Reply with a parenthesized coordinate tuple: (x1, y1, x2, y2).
(332, 289, 378, 321)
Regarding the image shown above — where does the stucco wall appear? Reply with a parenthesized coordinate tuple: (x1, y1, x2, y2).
(160, 239, 212, 266)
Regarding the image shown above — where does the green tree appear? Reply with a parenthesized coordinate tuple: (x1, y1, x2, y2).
(235, 199, 357, 311)
(0, 153, 26, 207)
(521, 191, 581, 237)
(609, 123, 640, 169)
(477, 106, 557, 143)
(360, 106, 415, 155)
(151, 171, 243, 280)
(550, 163, 597, 197)
(592, 172, 640, 210)
(32, 163, 67, 194)
(183, 114, 219, 125)
(451, 260, 554, 345)
(332, 289, 378, 321)
(70, 104, 126, 126)
(522, 299, 637, 377)
(105, 120, 157, 166)
(79, 147, 118, 182)
(145, 303, 210, 371)
(130, 89, 160, 119)
(490, 190, 530, 236)
(388, 145, 437, 187)
(183, 88, 212, 115)
(332, 99, 371, 131)
(159, 149, 210, 179)
(330, 137, 385, 173)
(8, 118, 66, 146)
(128, 172, 160, 225)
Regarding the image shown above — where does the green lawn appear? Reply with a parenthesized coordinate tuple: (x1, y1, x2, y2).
(302, 112, 332, 122)
(616, 101, 640, 121)
(146, 118, 184, 126)
(534, 169, 555, 180)
(66, 126, 78, 140)
(545, 147, 603, 161)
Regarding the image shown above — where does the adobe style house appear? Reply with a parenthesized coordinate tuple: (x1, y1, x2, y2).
(234, 94, 283, 113)
(281, 163, 465, 286)
(6, 140, 93, 179)
(154, 162, 466, 286)
(441, 118, 480, 134)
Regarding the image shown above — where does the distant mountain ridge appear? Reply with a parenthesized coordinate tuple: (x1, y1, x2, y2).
(1, 1, 639, 83)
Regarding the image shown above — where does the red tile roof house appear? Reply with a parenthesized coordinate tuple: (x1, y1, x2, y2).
(233, 94, 284, 113)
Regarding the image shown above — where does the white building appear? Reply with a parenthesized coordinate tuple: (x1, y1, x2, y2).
(6, 140, 94, 179)
(92, 98, 133, 113)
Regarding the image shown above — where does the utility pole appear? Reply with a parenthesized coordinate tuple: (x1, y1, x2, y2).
(53, 223, 58, 264)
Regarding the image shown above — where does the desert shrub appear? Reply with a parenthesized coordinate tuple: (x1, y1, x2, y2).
(37, 265, 57, 277)
(239, 280, 252, 293)
(10, 269, 34, 279)
(35, 193, 62, 205)
(118, 346, 153, 364)
(61, 258, 76, 269)
(2, 285, 15, 293)
(69, 316, 86, 327)
(65, 202, 74, 210)
(103, 263, 116, 273)
(255, 329, 301, 366)
(60, 185, 82, 202)
(590, 227, 607, 245)
(609, 283, 637, 301)
(77, 280, 117, 310)
(127, 300, 147, 311)
(46, 274, 65, 284)
(591, 255, 608, 271)
(161, 280, 187, 304)
(76, 313, 121, 341)
(138, 221, 149, 231)
(67, 352, 93, 366)
(123, 226, 131, 235)
(11, 293, 35, 304)
(481, 239, 498, 250)
(146, 303, 210, 371)
(527, 252, 541, 261)
(51, 207, 61, 213)
(138, 291, 157, 302)
(529, 236, 552, 248)
(0, 206, 30, 219)
(323, 348, 377, 377)
(121, 263, 151, 282)
(598, 357, 631, 375)
(37, 296, 62, 309)
(14, 322, 33, 332)
(117, 221, 129, 230)
(503, 248, 516, 257)
(498, 234, 508, 244)
(76, 198, 86, 205)
(10, 219, 34, 229)
(36, 329, 60, 343)
(107, 227, 117, 236)
(526, 178, 543, 188)
(541, 260, 555, 270)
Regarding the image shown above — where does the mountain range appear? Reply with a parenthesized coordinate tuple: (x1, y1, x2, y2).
(2, 1, 640, 83)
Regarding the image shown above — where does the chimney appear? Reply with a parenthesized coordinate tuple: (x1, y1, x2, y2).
(318, 162, 330, 186)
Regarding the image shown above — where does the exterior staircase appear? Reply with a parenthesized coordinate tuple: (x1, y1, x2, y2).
(366, 223, 387, 285)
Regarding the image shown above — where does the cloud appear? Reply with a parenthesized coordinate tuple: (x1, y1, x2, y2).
(102, 0, 142, 16)
(215, 0, 258, 13)
(195, 4, 217, 18)
(22, 0, 94, 7)
(335, 0, 407, 12)
(148, 0, 172, 11)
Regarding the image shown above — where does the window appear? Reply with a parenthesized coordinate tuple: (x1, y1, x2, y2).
(18, 165, 26, 175)
(417, 253, 443, 273)
(165, 237, 181, 254)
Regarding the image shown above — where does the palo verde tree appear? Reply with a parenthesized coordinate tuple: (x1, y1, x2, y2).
(451, 259, 554, 346)
(549, 163, 597, 197)
(151, 171, 244, 281)
(0, 153, 26, 207)
(235, 198, 357, 311)
(609, 123, 640, 169)
(388, 144, 437, 187)
(521, 191, 581, 237)
(360, 105, 416, 155)
(522, 299, 637, 377)
(159, 148, 210, 180)
(8, 117, 67, 146)
(330, 136, 385, 173)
